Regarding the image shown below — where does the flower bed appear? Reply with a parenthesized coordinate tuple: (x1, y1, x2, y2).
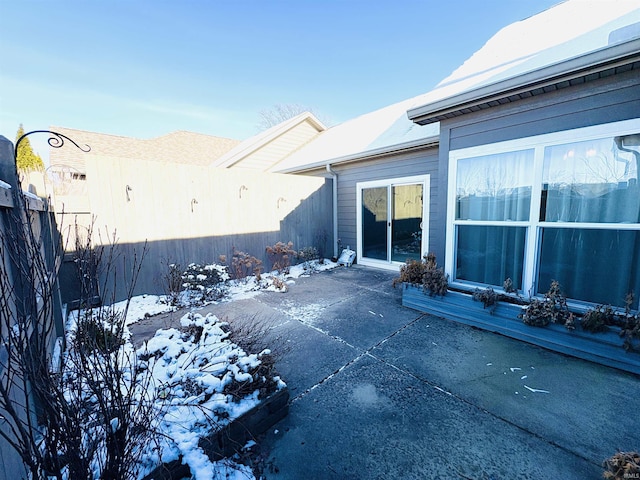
(64, 302, 287, 480)
(402, 285, 640, 375)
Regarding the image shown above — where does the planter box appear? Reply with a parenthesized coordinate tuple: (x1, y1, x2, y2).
(142, 387, 289, 480)
(402, 285, 640, 375)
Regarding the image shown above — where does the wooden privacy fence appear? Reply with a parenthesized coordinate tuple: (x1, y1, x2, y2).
(0, 135, 65, 478)
(57, 154, 333, 301)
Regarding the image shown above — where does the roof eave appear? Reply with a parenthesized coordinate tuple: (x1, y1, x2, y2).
(274, 135, 440, 174)
(215, 112, 327, 168)
(407, 37, 640, 125)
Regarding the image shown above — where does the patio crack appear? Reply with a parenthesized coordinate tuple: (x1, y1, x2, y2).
(290, 313, 426, 403)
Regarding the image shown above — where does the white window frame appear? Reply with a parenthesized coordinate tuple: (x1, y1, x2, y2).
(446, 118, 640, 301)
(356, 174, 430, 270)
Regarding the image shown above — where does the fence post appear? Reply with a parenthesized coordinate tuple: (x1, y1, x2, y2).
(0, 135, 29, 478)
(0, 136, 18, 189)
(0, 135, 32, 321)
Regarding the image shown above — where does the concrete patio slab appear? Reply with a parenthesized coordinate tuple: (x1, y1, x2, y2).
(129, 265, 640, 479)
(371, 312, 640, 463)
(260, 318, 362, 398)
(263, 354, 600, 479)
(255, 266, 638, 479)
(294, 290, 419, 352)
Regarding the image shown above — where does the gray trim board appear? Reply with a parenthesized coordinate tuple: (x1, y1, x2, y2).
(408, 38, 640, 126)
(444, 70, 640, 152)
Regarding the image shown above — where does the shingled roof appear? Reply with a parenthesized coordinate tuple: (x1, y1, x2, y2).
(49, 127, 241, 174)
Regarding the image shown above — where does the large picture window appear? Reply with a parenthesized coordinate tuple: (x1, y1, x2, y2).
(447, 119, 640, 309)
(456, 150, 533, 222)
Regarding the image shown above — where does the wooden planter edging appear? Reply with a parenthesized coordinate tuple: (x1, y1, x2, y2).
(402, 285, 640, 375)
(143, 387, 289, 480)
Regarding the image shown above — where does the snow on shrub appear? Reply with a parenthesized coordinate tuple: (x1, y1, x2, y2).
(61, 299, 285, 480)
(137, 311, 285, 479)
(164, 255, 338, 307)
(178, 262, 230, 306)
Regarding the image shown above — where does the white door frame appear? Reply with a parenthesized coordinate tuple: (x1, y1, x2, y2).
(356, 174, 430, 270)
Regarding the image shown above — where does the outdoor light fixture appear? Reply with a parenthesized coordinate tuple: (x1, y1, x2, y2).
(191, 198, 198, 212)
(239, 185, 248, 198)
(277, 197, 286, 208)
(126, 185, 133, 202)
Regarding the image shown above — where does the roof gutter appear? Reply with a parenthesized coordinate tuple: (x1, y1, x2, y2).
(326, 164, 339, 259)
(408, 37, 640, 125)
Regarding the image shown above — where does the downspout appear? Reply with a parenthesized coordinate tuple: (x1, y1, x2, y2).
(326, 164, 338, 259)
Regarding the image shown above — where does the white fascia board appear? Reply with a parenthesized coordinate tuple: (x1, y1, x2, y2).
(408, 38, 640, 125)
(274, 135, 440, 174)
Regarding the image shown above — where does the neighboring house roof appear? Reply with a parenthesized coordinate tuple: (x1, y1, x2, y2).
(272, 96, 440, 174)
(210, 112, 326, 171)
(408, 0, 640, 125)
(49, 127, 240, 174)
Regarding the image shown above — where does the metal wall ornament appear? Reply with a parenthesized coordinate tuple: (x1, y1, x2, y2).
(14, 130, 91, 168)
(13, 129, 91, 203)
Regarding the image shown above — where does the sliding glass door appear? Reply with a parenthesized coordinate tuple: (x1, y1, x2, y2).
(357, 175, 429, 268)
(361, 186, 388, 261)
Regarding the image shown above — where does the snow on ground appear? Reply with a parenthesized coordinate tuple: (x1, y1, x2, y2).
(278, 300, 325, 326)
(64, 259, 337, 480)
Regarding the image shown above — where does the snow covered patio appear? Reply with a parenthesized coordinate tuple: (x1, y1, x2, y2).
(131, 265, 640, 479)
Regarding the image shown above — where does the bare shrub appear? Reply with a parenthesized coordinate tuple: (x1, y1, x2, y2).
(0, 208, 162, 479)
(581, 293, 640, 351)
(226, 315, 289, 400)
(419, 253, 447, 296)
(297, 246, 319, 271)
(161, 261, 183, 306)
(392, 258, 428, 288)
(392, 253, 448, 296)
(520, 280, 572, 328)
(603, 451, 640, 479)
(231, 248, 263, 282)
(266, 241, 295, 274)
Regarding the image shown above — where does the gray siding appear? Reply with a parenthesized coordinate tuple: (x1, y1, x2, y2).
(331, 146, 440, 262)
(446, 68, 640, 151)
(436, 69, 640, 264)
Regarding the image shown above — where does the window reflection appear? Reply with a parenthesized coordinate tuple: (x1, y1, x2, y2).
(541, 136, 640, 223)
(456, 149, 534, 221)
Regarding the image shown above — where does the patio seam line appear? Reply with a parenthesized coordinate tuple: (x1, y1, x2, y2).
(366, 350, 601, 469)
(288, 313, 427, 403)
(290, 352, 368, 403)
(327, 272, 398, 298)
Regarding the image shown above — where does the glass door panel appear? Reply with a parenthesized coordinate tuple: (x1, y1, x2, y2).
(391, 184, 423, 263)
(362, 186, 388, 261)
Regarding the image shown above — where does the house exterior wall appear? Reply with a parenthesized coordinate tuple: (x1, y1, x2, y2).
(445, 68, 640, 152)
(326, 146, 440, 263)
(436, 68, 640, 300)
(437, 69, 640, 257)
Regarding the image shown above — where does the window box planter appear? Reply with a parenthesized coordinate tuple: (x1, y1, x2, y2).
(401, 284, 640, 375)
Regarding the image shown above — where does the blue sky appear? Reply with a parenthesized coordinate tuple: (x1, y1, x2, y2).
(0, 0, 560, 160)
